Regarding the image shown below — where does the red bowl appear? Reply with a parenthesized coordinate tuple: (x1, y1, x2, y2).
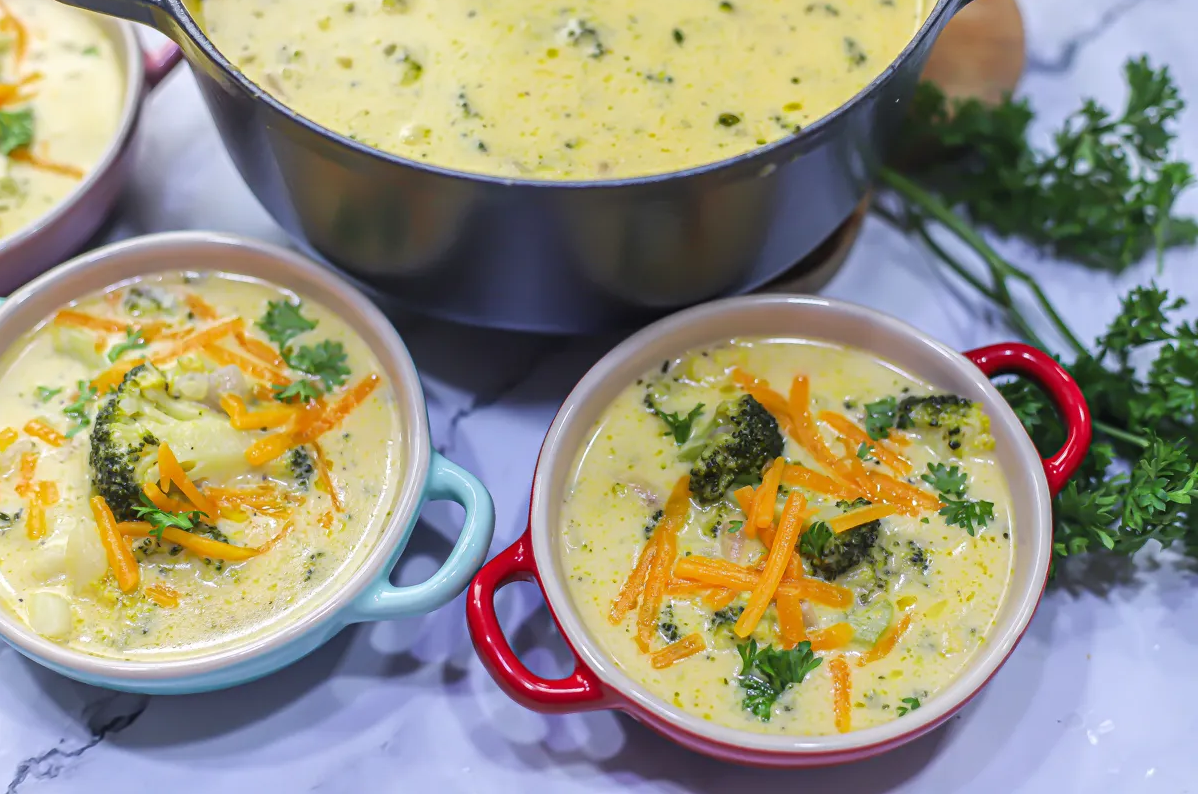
(466, 295, 1090, 767)
(0, 21, 181, 294)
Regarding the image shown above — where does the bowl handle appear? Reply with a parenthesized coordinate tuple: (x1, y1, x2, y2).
(964, 343, 1092, 495)
(466, 529, 612, 713)
(344, 452, 494, 622)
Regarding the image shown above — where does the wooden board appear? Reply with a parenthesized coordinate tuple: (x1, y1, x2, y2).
(758, 0, 1024, 295)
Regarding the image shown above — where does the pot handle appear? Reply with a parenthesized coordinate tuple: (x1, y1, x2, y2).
(344, 452, 494, 622)
(56, 0, 168, 27)
(964, 343, 1091, 496)
(466, 529, 612, 713)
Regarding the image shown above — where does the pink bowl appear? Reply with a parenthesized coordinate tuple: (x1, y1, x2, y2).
(466, 294, 1091, 767)
(0, 19, 180, 294)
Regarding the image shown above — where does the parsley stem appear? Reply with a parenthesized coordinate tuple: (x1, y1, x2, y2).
(877, 167, 1089, 357)
(1092, 418, 1149, 449)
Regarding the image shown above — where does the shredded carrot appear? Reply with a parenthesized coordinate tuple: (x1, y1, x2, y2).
(24, 502, 44, 539)
(294, 374, 381, 442)
(781, 464, 865, 502)
(0, 427, 16, 451)
(819, 411, 912, 475)
(733, 485, 755, 516)
(219, 393, 296, 430)
(650, 633, 707, 669)
(22, 419, 65, 448)
(786, 375, 843, 473)
(143, 482, 190, 513)
(118, 522, 260, 561)
(703, 587, 739, 610)
(36, 481, 58, 505)
(312, 441, 344, 512)
(91, 357, 145, 393)
(672, 556, 853, 609)
(858, 610, 914, 666)
(0, 2, 28, 69)
(807, 621, 854, 651)
(54, 309, 128, 334)
(206, 485, 289, 511)
(829, 656, 852, 733)
(735, 490, 806, 637)
(318, 510, 334, 529)
(752, 458, 786, 530)
(18, 451, 36, 485)
(9, 147, 84, 179)
(204, 343, 290, 386)
(157, 443, 217, 517)
(867, 471, 942, 515)
(665, 578, 707, 596)
(257, 521, 294, 553)
(245, 432, 294, 467)
(184, 294, 219, 321)
(150, 317, 243, 364)
(636, 475, 690, 652)
(829, 503, 899, 534)
(775, 589, 808, 650)
(235, 330, 287, 369)
(144, 583, 180, 608)
(91, 497, 139, 593)
(609, 542, 656, 624)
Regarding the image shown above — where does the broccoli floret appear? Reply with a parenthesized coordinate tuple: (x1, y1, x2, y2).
(684, 395, 783, 504)
(89, 363, 253, 519)
(897, 394, 995, 452)
(803, 521, 881, 580)
(288, 446, 315, 490)
(122, 286, 176, 317)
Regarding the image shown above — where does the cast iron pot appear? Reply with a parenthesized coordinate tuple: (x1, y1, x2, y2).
(62, 0, 971, 332)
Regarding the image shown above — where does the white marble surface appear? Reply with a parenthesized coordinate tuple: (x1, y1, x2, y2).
(2, 0, 1196, 790)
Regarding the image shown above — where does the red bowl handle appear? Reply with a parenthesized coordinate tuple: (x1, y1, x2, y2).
(466, 529, 612, 713)
(143, 43, 183, 90)
(964, 343, 1092, 496)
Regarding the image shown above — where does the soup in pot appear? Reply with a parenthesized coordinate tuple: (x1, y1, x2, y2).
(0, 272, 401, 660)
(197, 0, 930, 180)
(561, 339, 1013, 735)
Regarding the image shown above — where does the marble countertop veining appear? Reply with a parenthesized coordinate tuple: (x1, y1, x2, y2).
(2, 0, 1196, 791)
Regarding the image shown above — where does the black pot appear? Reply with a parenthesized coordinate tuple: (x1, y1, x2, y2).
(66, 0, 970, 332)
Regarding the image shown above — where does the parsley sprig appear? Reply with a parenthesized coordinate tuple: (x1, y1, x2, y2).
(107, 327, 147, 362)
(255, 300, 351, 401)
(798, 520, 834, 558)
(647, 400, 704, 444)
(863, 397, 899, 440)
(131, 492, 207, 541)
(735, 639, 822, 721)
(63, 380, 96, 439)
(882, 56, 1198, 568)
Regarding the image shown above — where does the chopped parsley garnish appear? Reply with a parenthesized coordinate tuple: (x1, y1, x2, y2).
(285, 340, 350, 389)
(106, 328, 147, 362)
(63, 381, 97, 439)
(35, 386, 61, 403)
(735, 639, 822, 721)
(863, 397, 899, 439)
(896, 696, 921, 716)
(717, 112, 741, 127)
(798, 520, 834, 558)
(0, 108, 33, 156)
(672, 28, 685, 45)
(257, 300, 317, 347)
(856, 441, 873, 460)
(131, 492, 207, 540)
(727, 520, 744, 534)
(921, 462, 967, 496)
(939, 497, 995, 537)
(272, 379, 324, 404)
(648, 401, 704, 444)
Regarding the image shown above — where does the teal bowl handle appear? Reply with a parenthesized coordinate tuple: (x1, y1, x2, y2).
(345, 452, 495, 622)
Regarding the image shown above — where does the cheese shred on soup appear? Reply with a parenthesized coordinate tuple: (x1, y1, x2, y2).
(197, 0, 930, 179)
(0, 273, 401, 660)
(561, 339, 1013, 735)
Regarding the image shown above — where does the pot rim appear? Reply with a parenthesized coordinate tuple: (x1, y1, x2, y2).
(0, 16, 143, 256)
(162, 0, 957, 189)
(527, 293, 1054, 756)
(0, 231, 431, 681)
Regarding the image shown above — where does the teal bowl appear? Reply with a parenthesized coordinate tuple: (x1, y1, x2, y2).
(0, 232, 495, 693)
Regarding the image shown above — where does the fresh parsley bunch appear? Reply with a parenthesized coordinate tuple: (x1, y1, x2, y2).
(881, 56, 1198, 570)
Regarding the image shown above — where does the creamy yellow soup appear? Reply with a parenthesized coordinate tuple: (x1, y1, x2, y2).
(0, 1, 124, 238)
(0, 272, 402, 660)
(562, 339, 1013, 735)
(197, 0, 929, 180)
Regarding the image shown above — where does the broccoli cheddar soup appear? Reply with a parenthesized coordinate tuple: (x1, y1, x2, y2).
(561, 339, 1014, 735)
(198, 0, 930, 180)
(0, 273, 401, 660)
